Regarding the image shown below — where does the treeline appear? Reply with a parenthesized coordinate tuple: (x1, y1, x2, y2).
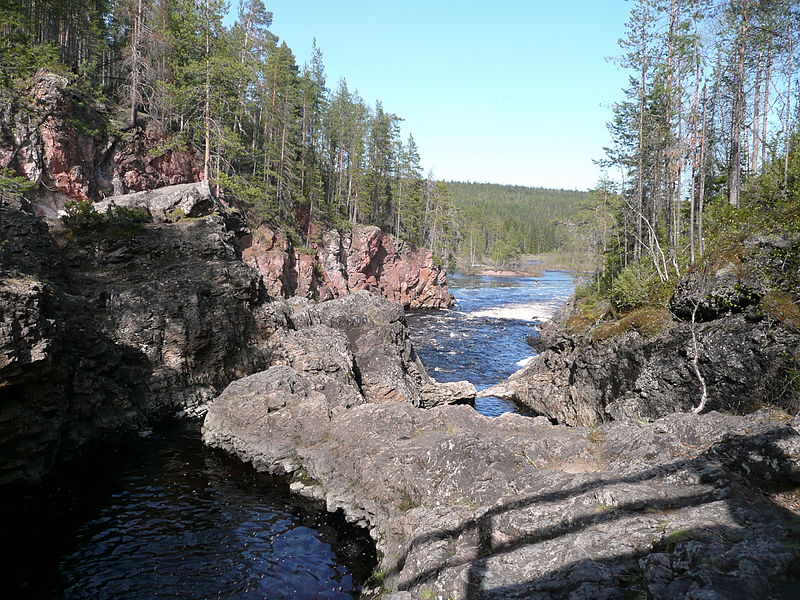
(579, 0, 800, 306)
(0, 0, 460, 263)
(446, 182, 585, 266)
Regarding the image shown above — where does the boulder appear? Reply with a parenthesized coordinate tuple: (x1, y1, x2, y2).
(93, 181, 219, 222)
(287, 291, 475, 407)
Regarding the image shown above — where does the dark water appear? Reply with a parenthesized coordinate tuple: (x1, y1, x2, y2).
(407, 270, 575, 416)
(4, 424, 376, 599)
(5, 270, 573, 599)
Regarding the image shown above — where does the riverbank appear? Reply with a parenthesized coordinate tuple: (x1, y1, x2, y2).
(202, 263, 800, 599)
(457, 250, 594, 278)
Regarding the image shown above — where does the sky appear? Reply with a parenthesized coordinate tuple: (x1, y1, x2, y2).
(249, 1, 634, 192)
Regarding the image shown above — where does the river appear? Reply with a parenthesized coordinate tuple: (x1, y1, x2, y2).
(6, 270, 574, 599)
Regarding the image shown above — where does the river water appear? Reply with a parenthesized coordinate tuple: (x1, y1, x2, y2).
(407, 270, 575, 416)
(6, 270, 574, 599)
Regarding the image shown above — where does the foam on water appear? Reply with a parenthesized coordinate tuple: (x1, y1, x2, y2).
(468, 301, 560, 322)
(515, 356, 534, 368)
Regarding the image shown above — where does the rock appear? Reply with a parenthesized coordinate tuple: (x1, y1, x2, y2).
(111, 121, 202, 193)
(484, 237, 800, 427)
(670, 255, 760, 322)
(483, 312, 799, 426)
(93, 181, 219, 222)
(0, 71, 201, 218)
(0, 202, 278, 486)
(203, 383, 800, 599)
(242, 223, 454, 309)
(287, 291, 474, 407)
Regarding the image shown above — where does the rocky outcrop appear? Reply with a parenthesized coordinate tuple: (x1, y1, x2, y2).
(0, 185, 280, 486)
(483, 237, 800, 426)
(281, 292, 473, 408)
(203, 377, 800, 599)
(1, 71, 452, 310)
(0, 71, 201, 217)
(93, 180, 218, 222)
(0, 184, 469, 487)
(241, 224, 454, 309)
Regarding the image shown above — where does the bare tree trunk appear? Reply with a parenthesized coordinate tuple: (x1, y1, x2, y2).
(698, 85, 708, 256)
(690, 300, 708, 414)
(130, 0, 144, 126)
(762, 50, 772, 171)
(784, 30, 795, 191)
(203, 0, 211, 182)
(728, 0, 750, 208)
(751, 50, 763, 175)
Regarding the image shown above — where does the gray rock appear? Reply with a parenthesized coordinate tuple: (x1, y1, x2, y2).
(203, 385, 800, 600)
(289, 291, 475, 407)
(94, 181, 219, 222)
(483, 306, 799, 428)
(0, 203, 278, 486)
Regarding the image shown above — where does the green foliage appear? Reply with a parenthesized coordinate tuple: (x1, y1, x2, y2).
(609, 260, 675, 312)
(61, 200, 105, 231)
(0, 168, 35, 202)
(448, 182, 586, 264)
(591, 306, 672, 341)
(62, 200, 150, 238)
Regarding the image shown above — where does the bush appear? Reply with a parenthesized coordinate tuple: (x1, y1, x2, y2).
(62, 200, 150, 238)
(0, 168, 35, 203)
(609, 260, 675, 311)
(62, 200, 105, 230)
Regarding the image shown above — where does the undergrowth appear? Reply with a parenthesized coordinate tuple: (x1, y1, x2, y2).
(62, 200, 150, 239)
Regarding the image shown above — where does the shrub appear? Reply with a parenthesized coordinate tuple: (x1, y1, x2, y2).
(62, 200, 150, 238)
(62, 200, 105, 231)
(609, 261, 675, 311)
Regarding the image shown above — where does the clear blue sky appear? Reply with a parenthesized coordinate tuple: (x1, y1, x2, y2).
(248, 1, 633, 191)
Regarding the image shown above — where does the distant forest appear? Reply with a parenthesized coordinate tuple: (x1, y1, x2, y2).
(446, 182, 586, 266)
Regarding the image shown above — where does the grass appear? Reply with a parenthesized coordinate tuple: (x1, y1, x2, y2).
(663, 528, 701, 552)
(398, 491, 419, 512)
(591, 307, 673, 342)
(760, 291, 800, 331)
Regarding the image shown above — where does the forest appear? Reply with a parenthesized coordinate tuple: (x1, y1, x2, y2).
(446, 182, 586, 267)
(0, 0, 466, 263)
(580, 0, 800, 309)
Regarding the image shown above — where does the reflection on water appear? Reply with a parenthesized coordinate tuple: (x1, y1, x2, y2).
(7, 269, 574, 599)
(407, 270, 575, 417)
(5, 423, 375, 600)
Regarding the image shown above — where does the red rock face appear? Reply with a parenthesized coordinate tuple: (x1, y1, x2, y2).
(113, 123, 202, 193)
(5, 72, 452, 309)
(242, 224, 454, 310)
(2, 72, 201, 216)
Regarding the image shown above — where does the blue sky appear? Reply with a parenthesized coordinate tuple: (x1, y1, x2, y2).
(250, 1, 633, 191)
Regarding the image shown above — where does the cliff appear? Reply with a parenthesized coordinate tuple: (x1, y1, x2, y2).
(241, 224, 453, 309)
(0, 181, 471, 487)
(0, 70, 452, 310)
(0, 185, 280, 486)
(482, 233, 800, 426)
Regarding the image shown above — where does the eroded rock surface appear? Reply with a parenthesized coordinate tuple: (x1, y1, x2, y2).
(0, 193, 469, 487)
(94, 181, 218, 222)
(0, 71, 201, 217)
(483, 236, 800, 426)
(203, 387, 800, 599)
(241, 224, 454, 309)
(0, 193, 278, 486)
(286, 291, 471, 407)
